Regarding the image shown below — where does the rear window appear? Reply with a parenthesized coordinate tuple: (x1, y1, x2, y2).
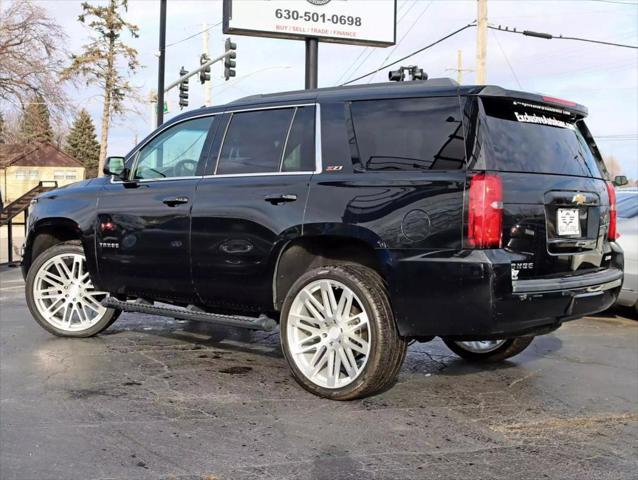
(350, 97, 466, 171)
(481, 97, 605, 178)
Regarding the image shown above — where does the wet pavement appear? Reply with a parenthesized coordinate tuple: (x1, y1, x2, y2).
(1, 265, 637, 479)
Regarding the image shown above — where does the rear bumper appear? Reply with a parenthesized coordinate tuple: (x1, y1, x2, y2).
(389, 244, 623, 339)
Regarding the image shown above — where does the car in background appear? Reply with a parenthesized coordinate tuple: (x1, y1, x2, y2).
(616, 188, 638, 313)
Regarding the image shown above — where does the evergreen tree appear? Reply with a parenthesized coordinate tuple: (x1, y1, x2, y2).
(65, 109, 101, 178)
(63, 0, 139, 175)
(19, 95, 53, 143)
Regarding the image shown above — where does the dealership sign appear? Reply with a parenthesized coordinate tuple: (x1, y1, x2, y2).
(223, 0, 397, 47)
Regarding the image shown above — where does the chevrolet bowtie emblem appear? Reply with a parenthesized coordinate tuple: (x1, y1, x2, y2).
(572, 193, 586, 205)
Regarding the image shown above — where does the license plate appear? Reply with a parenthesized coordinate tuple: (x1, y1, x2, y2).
(557, 208, 580, 236)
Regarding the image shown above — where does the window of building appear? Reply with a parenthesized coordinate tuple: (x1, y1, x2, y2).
(133, 116, 215, 180)
(29, 170, 39, 179)
(350, 97, 466, 171)
(54, 171, 66, 180)
(217, 108, 295, 175)
(15, 170, 27, 180)
(65, 172, 77, 180)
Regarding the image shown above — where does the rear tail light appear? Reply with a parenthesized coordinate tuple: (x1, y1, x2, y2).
(605, 181, 618, 240)
(467, 173, 503, 248)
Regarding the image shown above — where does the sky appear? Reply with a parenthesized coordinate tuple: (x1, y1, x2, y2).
(28, 0, 638, 177)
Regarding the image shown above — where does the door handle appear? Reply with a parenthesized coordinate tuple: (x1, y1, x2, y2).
(264, 194, 298, 205)
(162, 196, 189, 207)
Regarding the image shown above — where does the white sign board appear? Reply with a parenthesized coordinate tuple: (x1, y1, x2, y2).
(223, 0, 397, 47)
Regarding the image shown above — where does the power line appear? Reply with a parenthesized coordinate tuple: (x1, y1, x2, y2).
(166, 21, 222, 48)
(490, 29, 522, 89)
(586, 0, 638, 5)
(367, 1, 434, 84)
(341, 23, 477, 86)
(338, 0, 418, 85)
(488, 25, 638, 49)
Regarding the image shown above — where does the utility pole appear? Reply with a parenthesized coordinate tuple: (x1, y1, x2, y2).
(149, 90, 158, 130)
(476, 0, 488, 85)
(447, 50, 473, 84)
(305, 38, 318, 89)
(202, 23, 212, 107)
(156, 0, 167, 127)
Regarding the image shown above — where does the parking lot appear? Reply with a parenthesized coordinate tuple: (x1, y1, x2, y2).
(1, 265, 636, 480)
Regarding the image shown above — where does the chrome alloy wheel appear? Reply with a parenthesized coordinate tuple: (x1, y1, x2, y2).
(454, 340, 507, 353)
(287, 279, 372, 389)
(33, 253, 108, 332)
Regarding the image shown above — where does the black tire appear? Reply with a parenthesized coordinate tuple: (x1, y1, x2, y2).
(442, 336, 534, 363)
(280, 264, 407, 400)
(26, 242, 119, 337)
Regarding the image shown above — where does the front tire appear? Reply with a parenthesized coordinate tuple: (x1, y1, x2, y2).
(26, 242, 118, 337)
(280, 264, 407, 400)
(443, 336, 534, 363)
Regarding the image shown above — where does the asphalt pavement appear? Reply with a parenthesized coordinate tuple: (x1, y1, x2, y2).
(1, 265, 637, 480)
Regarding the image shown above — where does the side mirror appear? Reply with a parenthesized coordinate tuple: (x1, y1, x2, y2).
(103, 156, 126, 177)
(613, 175, 628, 187)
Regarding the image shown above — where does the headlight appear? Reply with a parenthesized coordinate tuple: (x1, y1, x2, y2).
(27, 198, 38, 228)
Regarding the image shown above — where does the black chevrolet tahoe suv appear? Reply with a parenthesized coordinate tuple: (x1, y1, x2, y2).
(22, 79, 623, 400)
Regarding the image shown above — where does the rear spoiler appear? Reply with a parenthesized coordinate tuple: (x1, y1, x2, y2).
(473, 85, 588, 118)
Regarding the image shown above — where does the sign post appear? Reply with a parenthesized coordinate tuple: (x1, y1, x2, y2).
(305, 38, 318, 89)
(223, 0, 396, 90)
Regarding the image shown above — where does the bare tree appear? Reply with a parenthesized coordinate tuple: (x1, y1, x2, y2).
(62, 0, 139, 175)
(0, 0, 68, 113)
(603, 155, 623, 179)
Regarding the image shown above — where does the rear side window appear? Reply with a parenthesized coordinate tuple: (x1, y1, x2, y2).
(480, 97, 605, 178)
(350, 97, 466, 171)
(217, 108, 294, 175)
(216, 106, 316, 175)
(282, 106, 316, 172)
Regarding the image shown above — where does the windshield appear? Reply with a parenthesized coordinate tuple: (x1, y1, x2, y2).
(481, 97, 605, 178)
(617, 192, 638, 219)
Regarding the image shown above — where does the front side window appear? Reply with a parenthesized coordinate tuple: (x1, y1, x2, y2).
(351, 97, 466, 171)
(133, 116, 214, 180)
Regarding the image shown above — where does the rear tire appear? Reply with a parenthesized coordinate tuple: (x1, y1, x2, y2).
(443, 336, 534, 363)
(280, 264, 407, 400)
(26, 242, 119, 337)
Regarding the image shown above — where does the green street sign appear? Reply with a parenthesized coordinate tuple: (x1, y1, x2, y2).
(163, 101, 169, 114)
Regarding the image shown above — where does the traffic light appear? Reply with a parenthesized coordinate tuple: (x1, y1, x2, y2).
(410, 66, 427, 81)
(199, 54, 211, 85)
(388, 69, 405, 82)
(178, 66, 189, 109)
(388, 65, 427, 82)
(224, 38, 237, 81)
